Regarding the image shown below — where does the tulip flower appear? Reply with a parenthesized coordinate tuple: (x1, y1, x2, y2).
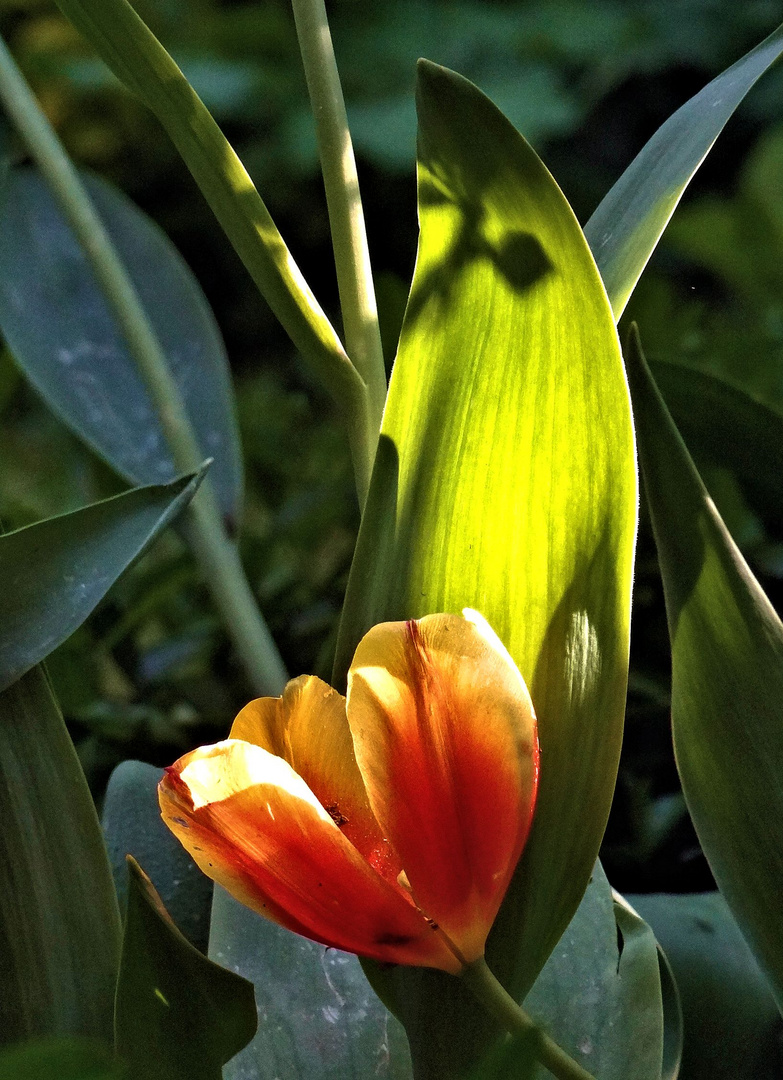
(159, 609, 539, 974)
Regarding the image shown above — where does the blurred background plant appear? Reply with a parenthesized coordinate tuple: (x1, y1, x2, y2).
(1, 0, 782, 901)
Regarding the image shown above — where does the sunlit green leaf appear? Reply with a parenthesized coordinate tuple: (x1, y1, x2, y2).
(630, 893, 782, 1079)
(0, 168, 240, 523)
(115, 859, 256, 1080)
(585, 21, 783, 318)
(52, 0, 360, 409)
(0, 1036, 121, 1080)
(0, 667, 120, 1045)
(334, 60, 636, 1074)
(209, 888, 412, 1080)
(0, 470, 203, 693)
(626, 324, 783, 1012)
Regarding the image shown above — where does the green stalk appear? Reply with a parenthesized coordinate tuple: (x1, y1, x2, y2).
(291, 0, 387, 509)
(462, 958, 598, 1080)
(0, 34, 287, 697)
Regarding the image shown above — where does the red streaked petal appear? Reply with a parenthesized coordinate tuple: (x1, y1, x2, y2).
(230, 676, 403, 887)
(158, 740, 461, 972)
(347, 610, 539, 962)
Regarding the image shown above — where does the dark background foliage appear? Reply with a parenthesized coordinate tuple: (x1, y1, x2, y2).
(2, 0, 783, 895)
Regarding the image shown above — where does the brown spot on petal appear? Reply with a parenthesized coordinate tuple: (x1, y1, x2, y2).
(325, 803, 349, 828)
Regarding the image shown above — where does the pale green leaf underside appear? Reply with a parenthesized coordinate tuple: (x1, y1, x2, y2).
(626, 327, 783, 1013)
(585, 21, 783, 319)
(336, 61, 636, 1071)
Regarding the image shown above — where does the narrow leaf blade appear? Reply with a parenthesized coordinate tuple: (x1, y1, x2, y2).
(626, 325, 783, 1011)
(585, 22, 783, 318)
(334, 61, 636, 1070)
(52, 0, 355, 394)
(0, 667, 121, 1045)
(0, 168, 240, 522)
(0, 470, 203, 692)
(115, 859, 257, 1080)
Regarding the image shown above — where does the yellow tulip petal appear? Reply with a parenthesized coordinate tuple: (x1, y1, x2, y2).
(158, 740, 461, 972)
(347, 610, 539, 962)
(230, 676, 401, 883)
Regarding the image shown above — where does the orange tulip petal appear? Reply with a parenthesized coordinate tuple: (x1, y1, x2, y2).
(347, 610, 539, 962)
(158, 740, 461, 973)
(230, 676, 403, 886)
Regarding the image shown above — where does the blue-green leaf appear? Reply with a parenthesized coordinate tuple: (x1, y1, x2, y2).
(585, 22, 783, 318)
(630, 893, 781, 1080)
(0, 470, 203, 693)
(0, 167, 241, 525)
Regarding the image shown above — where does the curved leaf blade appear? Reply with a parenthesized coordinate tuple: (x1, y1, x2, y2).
(0, 168, 240, 522)
(585, 22, 783, 319)
(52, 0, 357, 401)
(116, 859, 256, 1080)
(0, 668, 121, 1045)
(0, 470, 203, 693)
(630, 893, 782, 1079)
(334, 60, 636, 1069)
(626, 325, 783, 1011)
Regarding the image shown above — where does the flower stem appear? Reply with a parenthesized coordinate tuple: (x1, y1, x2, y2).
(462, 958, 598, 1080)
(0, 33, 287, 697)
(290, 0, 386, 510)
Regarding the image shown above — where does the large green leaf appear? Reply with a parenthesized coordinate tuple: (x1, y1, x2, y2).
(0, 1036, 121, 1080)
(52, 0, 361, 410)
(0, 168, 240, 524)
(630, 893, 782, 1080)
(333, 61, 636, 1072)
(0, 470, 203, 693)
(625, 325, 783, 1012)
(0, 667, 121, 1045)
(523, 866, 663, 1080)
(209, 889, 412, 1080)
(584, 22, 783, 318)
(380, 866, 663, 1080)
(115, 859, 256, 1080)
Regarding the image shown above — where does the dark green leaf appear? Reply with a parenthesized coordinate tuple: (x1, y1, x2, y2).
(0, 1036, 122, 1080)
(102, 761, 212, 953)
(650, 360, 783, 521)
(115, 859, 256, 1080)
(0, 667, 121, 1045)
(209, 888, 412, 1080)
(332, 61, 635, 1073)
(0, 167, 241, 524)
(630, 893, 782, 1080)
(585, 22, 783, 318)
(0, 470, 203, 693)
(626, 324, 783, 1011)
